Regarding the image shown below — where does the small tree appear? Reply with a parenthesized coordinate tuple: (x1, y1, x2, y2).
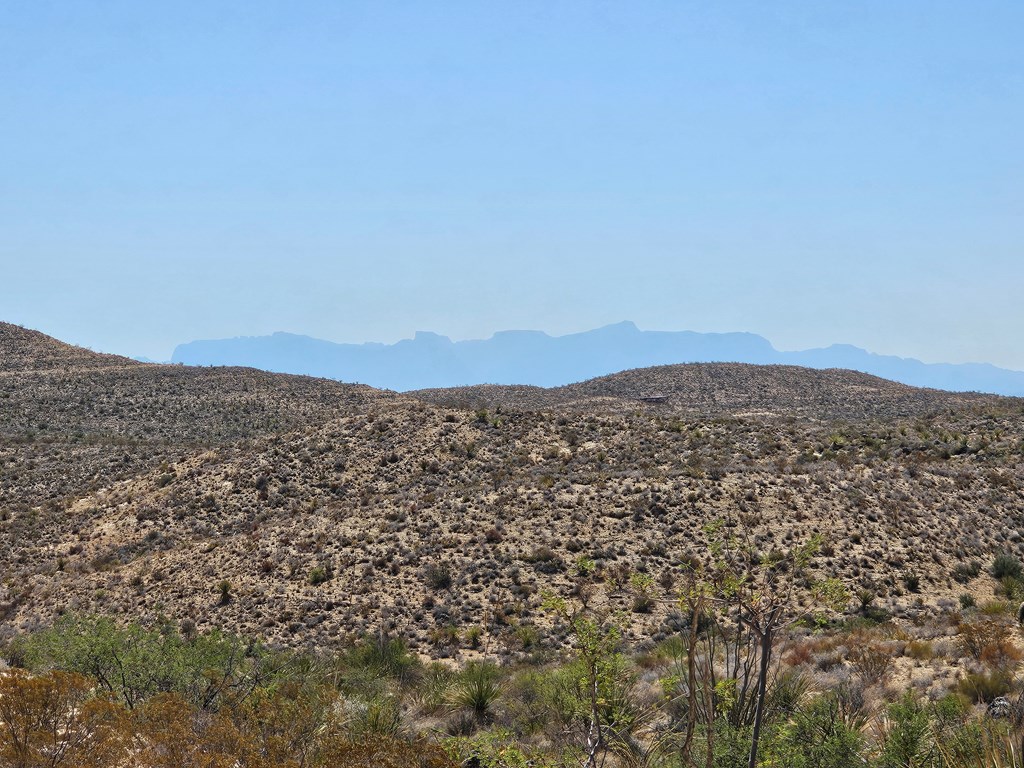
(543, 591, 630, 768)
(681, 521, 848, 768)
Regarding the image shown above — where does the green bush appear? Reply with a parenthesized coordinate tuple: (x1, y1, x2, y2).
(991, 553, 1023, 580)
(442, 727, 544, 768)
(879, 694, 934, 768)
(764, 694, 866, 768)
(952, 560, 982, 583)
(11, 613, 281, 710)
(956, 670, 1013, 703)
(344, 635, 421, 687)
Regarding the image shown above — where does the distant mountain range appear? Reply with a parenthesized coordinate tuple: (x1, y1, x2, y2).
(170, 321, 1024, 397)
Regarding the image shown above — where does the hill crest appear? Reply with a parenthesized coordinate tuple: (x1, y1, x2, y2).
(0, 322, 136, 372)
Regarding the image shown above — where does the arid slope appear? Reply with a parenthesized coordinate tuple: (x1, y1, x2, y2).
(2, 323, 1023, 660)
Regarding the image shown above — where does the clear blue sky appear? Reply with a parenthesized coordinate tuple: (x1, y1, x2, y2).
(2, 1, 1022, 367)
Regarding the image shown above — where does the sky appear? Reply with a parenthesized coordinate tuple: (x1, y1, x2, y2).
(1, 1, 1022, 367)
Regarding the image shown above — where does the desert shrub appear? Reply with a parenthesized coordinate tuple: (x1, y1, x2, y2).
(344, 695, 403, 740)
(997, 575, 1024, 601)
(956, 670, 1013, 703)
(12, 614, 280, 711)
(344, 635, 421, 687)
(991, 553, 1023, 580)
(832, 678, 870, 730)
(415, 664, 456, 714)
(240, 679, 350, 765)
(429, 625, 461, 650)
(308, 566, 330, 585)
(979, 600, 1012, 616)
(932, 692, 971, 726)
(319, 738, 456, 768)
(442, 728, 547, 768)
(980, 638, 1023, 671)
(511, 623, 539, 650)
(424, 563, 453, 591)
(766, 669, 811, 717)
(523, 546, 563, 574)
(906, 640, 935, 661)
(0, 669, 129, 768)
(784, 642, 814, 667)
(957, 618, 1016, 667)
(855, 588, 876, 614)
(849, 642, 893, 685)
(630, 598, 655, 618)
(502, 670, 557, 738)
(134, 692, 251, 767)
(628, 572, 656, 613)
(878, 694, 934, 768)
(544, 655, 639, 746)
(952, 560, 982, 583)
(934, 719, 1017, 768)
(763, 693, 866, 768)
(464, 626, 483, 649)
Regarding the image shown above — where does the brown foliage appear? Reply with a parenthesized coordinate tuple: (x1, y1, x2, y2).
(0, 668, 457, 768)
(0, 669, 128, 768)
(958, 619, 1022, 670)
(848, 641, 893, 685)
(318, 739, 457, 768)
(134, 693, 251, 768)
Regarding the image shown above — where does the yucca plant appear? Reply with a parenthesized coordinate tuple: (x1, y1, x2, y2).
(412, 663, 456, 715)
(449, 662, 504, 723)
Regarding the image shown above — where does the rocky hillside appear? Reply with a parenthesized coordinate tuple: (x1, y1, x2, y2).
(2, 323, 1024, 660)
(0, 321, 392, 586)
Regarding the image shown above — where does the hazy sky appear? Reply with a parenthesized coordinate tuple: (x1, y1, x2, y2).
(2, 1, 1022, 367)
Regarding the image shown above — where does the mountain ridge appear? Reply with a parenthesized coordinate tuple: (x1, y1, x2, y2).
(171, 322, 1024, 396)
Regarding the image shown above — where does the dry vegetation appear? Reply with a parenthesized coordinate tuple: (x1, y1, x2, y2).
(4, 321, 1024, 766)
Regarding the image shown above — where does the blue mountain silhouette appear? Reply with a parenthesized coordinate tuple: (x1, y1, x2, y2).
(171, 322, 1024, 396)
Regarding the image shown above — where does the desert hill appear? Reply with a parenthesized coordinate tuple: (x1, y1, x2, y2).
(0, 320, 393, 581)
(2, 323, 1024, 660)
(0, 322, 132, 372)
(411, 363, 1008, 421)
(0, 322, 392, 444)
